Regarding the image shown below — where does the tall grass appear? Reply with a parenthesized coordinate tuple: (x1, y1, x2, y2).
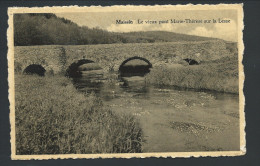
(145, 56, 238, 93)
(15, 75, 143, 154)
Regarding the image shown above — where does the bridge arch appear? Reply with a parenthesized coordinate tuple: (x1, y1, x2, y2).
(23, 64, 46, 76)
(66, 59, 96, 77)
(119, 56, 152, 77)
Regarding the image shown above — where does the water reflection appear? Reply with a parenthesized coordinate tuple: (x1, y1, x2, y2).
(72, 69, 238, 109)
(120, 76, 150, 98)
(71, 67, 239, 152)
(72, 69, 151, 99)
(73, 70, 105, 94)
(119, 65, 151, 77)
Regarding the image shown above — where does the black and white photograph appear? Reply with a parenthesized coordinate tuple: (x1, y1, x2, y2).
(8, 4, 245, 159)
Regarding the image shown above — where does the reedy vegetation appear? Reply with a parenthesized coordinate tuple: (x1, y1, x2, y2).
(15, 75, 143, 154)
(145, 56, 239, 94)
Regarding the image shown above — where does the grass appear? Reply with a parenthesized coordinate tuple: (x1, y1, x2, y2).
(145, 55, 239, 94)
(15, 75, 143, 154)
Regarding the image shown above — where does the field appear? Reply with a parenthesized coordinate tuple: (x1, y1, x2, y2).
(145, 55, 239, 94)
(15, 75, 143, 154)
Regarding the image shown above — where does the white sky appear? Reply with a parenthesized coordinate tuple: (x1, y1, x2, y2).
(56, 9, 238, 42)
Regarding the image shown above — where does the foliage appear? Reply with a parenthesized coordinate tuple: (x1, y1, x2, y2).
(15, 75, 143, 154)
(14, 13, 217, 46)
(14, 14, 121, 46)
(119, 31, 218, 43)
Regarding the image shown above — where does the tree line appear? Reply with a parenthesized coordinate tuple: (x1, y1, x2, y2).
(14, 13, 214, 46)
(14, 13, 126, 45)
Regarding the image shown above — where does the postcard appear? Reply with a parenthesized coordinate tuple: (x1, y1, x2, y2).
(8, 4, 245, 159)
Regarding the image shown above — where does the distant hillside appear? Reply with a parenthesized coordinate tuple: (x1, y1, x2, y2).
(14, 13, 220, 46)
(118, 31, 218, 43)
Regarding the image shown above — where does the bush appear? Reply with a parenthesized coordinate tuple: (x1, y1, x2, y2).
(15, 75, 143, 154)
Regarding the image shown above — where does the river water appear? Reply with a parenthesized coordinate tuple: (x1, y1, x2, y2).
(72, 70, 240, 152)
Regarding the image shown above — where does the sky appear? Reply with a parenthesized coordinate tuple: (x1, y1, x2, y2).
(56, 9, 238, 42)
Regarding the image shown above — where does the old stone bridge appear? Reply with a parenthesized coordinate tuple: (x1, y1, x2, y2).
(14, 40, 230, 76)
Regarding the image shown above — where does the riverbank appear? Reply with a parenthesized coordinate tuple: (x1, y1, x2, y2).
(145, 56, 239, 94)
(15, 75, 143, 154)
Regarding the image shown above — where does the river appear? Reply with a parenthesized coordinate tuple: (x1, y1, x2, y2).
(72, 69, 240, 152)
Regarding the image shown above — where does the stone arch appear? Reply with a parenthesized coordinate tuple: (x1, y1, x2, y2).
(119, 56, 152, 77)
(183, 58, 199, 65)
(23, 64, 46, 76)
(66, 59, 95, 77)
